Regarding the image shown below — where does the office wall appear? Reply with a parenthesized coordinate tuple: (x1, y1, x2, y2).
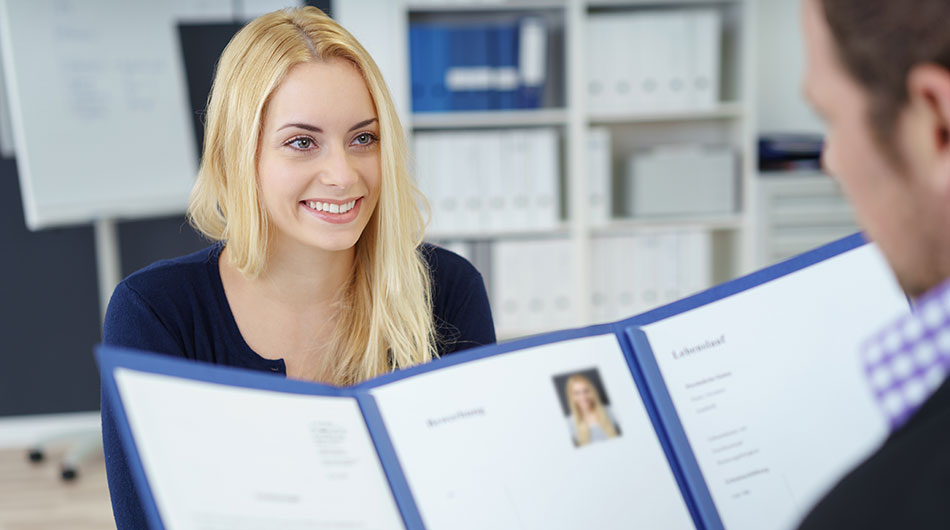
(755, 0, 824, 134)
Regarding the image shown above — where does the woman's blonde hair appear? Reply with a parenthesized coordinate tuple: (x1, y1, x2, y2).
(187, 6, 435, 384)
(566, 374, 618, 446)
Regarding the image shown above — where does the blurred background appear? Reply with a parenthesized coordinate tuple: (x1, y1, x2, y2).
(0, 0, 850, 528)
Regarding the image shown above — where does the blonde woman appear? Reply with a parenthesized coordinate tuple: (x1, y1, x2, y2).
(566, 374, 620, 447)
(101, 7, 494, 528)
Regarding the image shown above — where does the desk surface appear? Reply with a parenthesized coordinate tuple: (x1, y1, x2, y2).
(0, 446, 112, 530)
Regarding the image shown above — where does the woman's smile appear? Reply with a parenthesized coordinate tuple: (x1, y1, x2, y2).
(300, 197, 363, 224)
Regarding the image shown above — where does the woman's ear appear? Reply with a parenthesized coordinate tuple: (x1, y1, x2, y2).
(905, 63, 950, 198)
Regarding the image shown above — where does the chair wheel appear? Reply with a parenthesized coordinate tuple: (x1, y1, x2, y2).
(28, 449, 44, 463)
(61, 467, 77, 481)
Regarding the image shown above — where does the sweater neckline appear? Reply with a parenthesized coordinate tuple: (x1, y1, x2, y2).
(206, 244, 287, 375)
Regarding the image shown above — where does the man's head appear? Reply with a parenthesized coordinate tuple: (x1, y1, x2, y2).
(801, 0, 950, 297)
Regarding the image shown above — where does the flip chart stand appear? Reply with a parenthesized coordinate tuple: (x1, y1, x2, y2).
(27, 218, 117, 480)
(94, 218, 121, 323)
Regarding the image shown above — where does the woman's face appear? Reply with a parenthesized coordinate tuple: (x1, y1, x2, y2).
(569, 380, 597, 413)
(257, 58, 381, 255)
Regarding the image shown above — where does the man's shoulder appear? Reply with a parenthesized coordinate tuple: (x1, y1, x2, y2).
(799, 377, 950, 529)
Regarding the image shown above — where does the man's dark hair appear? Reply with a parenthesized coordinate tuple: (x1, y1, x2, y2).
(821, 0, 950, 148)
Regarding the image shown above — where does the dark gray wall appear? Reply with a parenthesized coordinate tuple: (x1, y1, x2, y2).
(1, 156, 101, 416)
(0, 156, 208, 416)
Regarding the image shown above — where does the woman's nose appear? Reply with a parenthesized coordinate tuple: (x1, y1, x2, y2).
(318, 145, 359, 189)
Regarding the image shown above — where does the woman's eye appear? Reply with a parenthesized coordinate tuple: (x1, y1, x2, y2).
(287, 137, 314, 150)
(353, 132, 378, 146)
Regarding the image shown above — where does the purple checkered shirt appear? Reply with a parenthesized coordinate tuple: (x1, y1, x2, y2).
(862, 278, 950, 431)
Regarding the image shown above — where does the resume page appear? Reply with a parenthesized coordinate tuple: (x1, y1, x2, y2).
(644, 245, 909, 530)
(371, 334, 695, 530)
(115, 369, 405, 530)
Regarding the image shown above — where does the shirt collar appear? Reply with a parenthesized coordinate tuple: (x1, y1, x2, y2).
(862, 278, 950, 430)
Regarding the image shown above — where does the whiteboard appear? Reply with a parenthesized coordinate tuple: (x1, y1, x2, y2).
(0, 0, 197, 230)
(169, 0, 304, 24)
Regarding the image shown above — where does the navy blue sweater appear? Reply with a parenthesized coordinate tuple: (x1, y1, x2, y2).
(101, 244, 495, 529)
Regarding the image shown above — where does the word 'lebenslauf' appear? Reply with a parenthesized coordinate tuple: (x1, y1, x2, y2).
(672, 334, 726, 360)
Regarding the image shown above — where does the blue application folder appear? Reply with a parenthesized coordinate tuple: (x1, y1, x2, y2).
(98, 233, 910, 530)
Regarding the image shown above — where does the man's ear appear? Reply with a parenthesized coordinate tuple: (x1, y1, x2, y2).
(906, 63, 950, 196)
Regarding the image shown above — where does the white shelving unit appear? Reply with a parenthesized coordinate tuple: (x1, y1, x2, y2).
(588, 101, 744, 124)
(411, 108, 569, 129)
(595, 214, 745, 234)
(757, 171, 857, 266)
(338, 0, 757, 339)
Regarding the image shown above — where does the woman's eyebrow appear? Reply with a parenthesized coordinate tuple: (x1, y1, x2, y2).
(278, 122, 322, 133)
(276, 118, 377, 133)
(348, 117, 377, 132)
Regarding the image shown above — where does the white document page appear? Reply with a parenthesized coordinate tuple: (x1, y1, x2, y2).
(115, 368, 404, 530)
(371, 334, 695, 530)
(644, 244, 910, 530)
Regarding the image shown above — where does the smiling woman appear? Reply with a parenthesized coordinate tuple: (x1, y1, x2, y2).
(564, 373, 620, 447)
(255, 59, 381, 257)
(100, 6, 495, 529)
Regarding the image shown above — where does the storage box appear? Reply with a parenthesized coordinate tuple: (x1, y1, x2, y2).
(625, 145, 736, 217)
